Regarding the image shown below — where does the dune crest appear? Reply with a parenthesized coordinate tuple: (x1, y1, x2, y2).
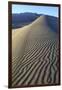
(12, 15, 59, 86)
(30, 16, 48, 26)
(12, 16, 55, 58)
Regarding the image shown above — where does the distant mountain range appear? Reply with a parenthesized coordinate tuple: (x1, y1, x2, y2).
(12, 12, 41, 29)
(12, 12, 59, 33)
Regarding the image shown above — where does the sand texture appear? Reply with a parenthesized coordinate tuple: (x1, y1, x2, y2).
(12, 16, 59, 87)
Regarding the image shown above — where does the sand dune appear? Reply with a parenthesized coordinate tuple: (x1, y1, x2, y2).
(12, 16, 59, 87)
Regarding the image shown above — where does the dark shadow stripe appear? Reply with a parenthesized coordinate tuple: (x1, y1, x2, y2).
(12, 41, 48, 77)
(13, 60, 40, 86)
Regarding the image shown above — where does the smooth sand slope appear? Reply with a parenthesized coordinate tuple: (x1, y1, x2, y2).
(12, 16, 59, 87)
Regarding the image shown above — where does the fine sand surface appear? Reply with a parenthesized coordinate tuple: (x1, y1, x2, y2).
(12, 16, 59, 87)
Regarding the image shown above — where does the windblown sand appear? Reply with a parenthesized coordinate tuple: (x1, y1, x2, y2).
(12, 16, 59, 87)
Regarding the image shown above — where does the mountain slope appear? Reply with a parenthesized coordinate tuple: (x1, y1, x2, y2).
(12, 13, 58, 31)
(12, 13, 40, 28)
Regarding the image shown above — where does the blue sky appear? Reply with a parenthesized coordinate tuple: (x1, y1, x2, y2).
(12, 4, 59, 17)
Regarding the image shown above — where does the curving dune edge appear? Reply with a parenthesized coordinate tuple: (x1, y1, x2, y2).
(12, 16, 59, 87)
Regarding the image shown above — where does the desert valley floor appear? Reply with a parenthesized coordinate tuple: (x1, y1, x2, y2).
(12, 16, 59, 87)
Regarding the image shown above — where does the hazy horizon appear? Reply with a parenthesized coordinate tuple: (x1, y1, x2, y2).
(12, 4, 59, 17)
